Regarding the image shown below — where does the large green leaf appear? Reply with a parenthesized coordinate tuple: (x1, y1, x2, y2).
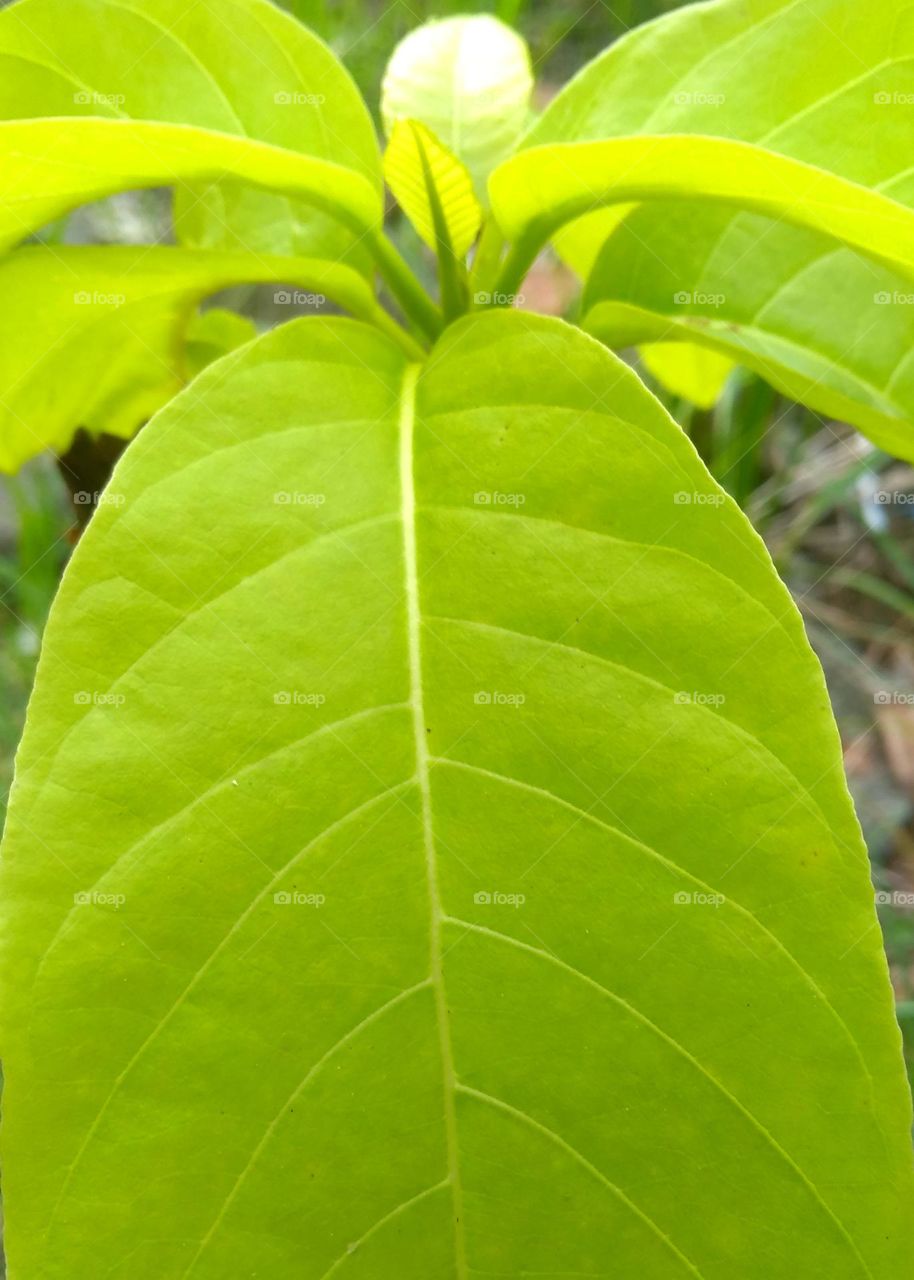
(1, 312, 911, 1276)
(583, 203, 914, 458)
(0, 117, 380, 255)
(510, 0, 914, 449)
(0, 244, 400, 471)
(0, 0, 381, 266)
(489, 136, 914, 300)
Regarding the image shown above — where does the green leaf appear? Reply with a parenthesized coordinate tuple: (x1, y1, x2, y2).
(383, 120, 481, 260)
(511, 0, 914, 451)
(583, 203, 914, 458)
(638, 341, 734, 411)
(381, 15, 533, 197)
(523, 0, 914, 177)
(0, 117, 381, 256)
(183, 308, 258, 381)
(0, 0, 382, 267)
(0, 243, 395, 470)
(489, 136, 914, 303)
(2, 310, 911, 1277)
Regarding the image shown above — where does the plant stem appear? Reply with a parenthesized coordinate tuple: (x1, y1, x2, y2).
(369, 305, 428, 360)
(470, 219, 506, 303)
(370, 231, 444, 341)
(492, 228, 542, 303)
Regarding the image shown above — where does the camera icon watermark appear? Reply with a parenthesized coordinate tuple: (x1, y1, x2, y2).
(473, 890, 526, 908)
(673, 90, 725, 106)
(672, 290, 725, 306)
(74, 291, 125, 307)
(74, 890, 126, 908)
(673, 491, 726, 507)
(273, 691, 327, 707)
(73, 490, 125, 507)
(875, 890, 914, 906)
(473, 290, 525, 306)
(74, 90, 125, 107)
(74, 690, 126, 708)
(473, 490, 525, 506)
(273, 289, 326, 306)
(674, 691, 725, 707)
(473, 691, 526, 707)
(274, 91, 326, 106)
(273, 491, 326, 506)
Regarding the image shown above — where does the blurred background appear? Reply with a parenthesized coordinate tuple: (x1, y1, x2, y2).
(2, 0, 914, 1091)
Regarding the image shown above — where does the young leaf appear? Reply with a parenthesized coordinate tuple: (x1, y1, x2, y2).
(1, 311, 911, 1277)
(0, 0, 382, 268)
(0, 244, 394, 470)
(381, 15, 533, 196)
(584, 203, 914, 459)
(383, 120, 482, 259)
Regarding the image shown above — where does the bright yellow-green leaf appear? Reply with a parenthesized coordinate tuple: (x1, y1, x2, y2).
(384, 120, 481, 259)
(581, 197, 914, 459)
(551, 206, 634, 279)
(184, 308, 258, 381)
(1, 311, 912, 1277)
(516, 0, 914, 453)
(0, 0, 382, 268)
(0, 118, 381, 256)
(0, 244, 389, 470)
(639, 342, 735, 410)
(490, 137, 914, 300)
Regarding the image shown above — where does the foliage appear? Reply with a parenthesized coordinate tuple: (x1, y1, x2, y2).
(1, 0, 913, 1276)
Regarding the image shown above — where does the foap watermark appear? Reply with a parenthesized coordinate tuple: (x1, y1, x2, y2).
(674, 490, 725, 507)
(876, 890, 914, 907)
(473, 490, 525, 507)
(674, 890, 725, 907)
(874, 690, 914, 705)
(673, 90, 726, 107)
(274, 691, 326, 707)
(74, 290, 125, 307)
(273, 890, 326, 906)
(73, 490, 125, 508)
(274, 491, 326, 506)
(74, 690, 125, 708)
(274, 91, 326, 106)
(473, 290, 525, 306)
(873, 490, 914, 505)
(875, 290, 914, 305)
(474, 690, 526, 707)
(673, 290, 725, 307)
(674, 691, 725, 707)
(474, 890, 526, 908)
(74, 90, 125, 108)
(274, 289, 326, 306)
(874, 91, 914, 105)
(74, 890, 126, 908)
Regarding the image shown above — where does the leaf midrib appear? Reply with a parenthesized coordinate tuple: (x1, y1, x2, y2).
(398, 359, 468, 1277)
